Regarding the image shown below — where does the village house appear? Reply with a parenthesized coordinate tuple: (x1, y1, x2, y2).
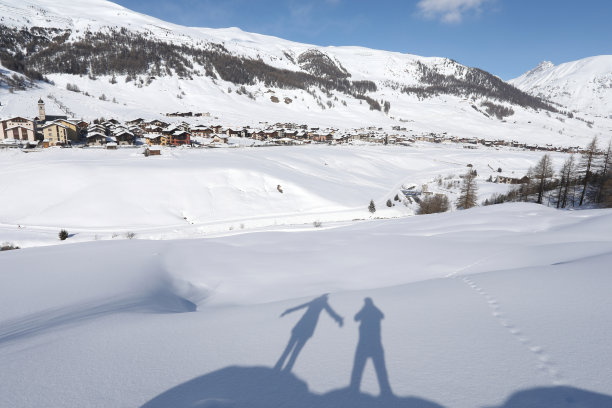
(169, 130, 191, 146)
(41, 122, 69, 146)
(53, 119, 80, 142)
(0, 117, 37, 143)
(126, 118, 145, 127)
(225, 128, 241, 138)
(148, 120, 169, 128)
(86, 131, 108, 146)
(128, 125, 143, 137)
(190, 126, 213, 137)
(211, 135, 229, 144)
(113, 129, 135, 145)
(144, 134, 167, 146)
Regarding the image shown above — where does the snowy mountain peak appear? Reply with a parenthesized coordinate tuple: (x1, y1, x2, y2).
(530, 61, 555, 75)
(510, 55, 612, 117)
(0, 0, 609, 145)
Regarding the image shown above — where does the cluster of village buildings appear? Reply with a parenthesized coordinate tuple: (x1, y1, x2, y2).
(0, 99, 583, 153)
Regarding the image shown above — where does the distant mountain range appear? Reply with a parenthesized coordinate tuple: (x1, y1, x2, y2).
(0, 0, 609, 146)
(510, 56, 612, 118)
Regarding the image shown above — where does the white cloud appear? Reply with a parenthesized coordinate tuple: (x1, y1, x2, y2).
(417, 0, 491, 23)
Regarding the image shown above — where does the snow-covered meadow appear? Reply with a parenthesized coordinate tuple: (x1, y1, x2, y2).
(1, 202, 612, 408)
(1, 144, 612, 408)
(1, 143, 565, 247)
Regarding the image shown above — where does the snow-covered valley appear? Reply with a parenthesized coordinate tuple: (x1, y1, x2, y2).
(1, 145, 612, 407)
(1, 0, 612, 407)
(0, 143, 566, 247)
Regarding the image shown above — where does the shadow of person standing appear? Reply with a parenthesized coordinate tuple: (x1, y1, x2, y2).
(350, 297, 393, 397)
(275, 294, 343, 372)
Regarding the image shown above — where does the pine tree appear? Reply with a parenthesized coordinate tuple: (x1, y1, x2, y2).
(456, 170, 478, 209)
(368, 200, 376, 213)
(59, 229, 69, 240)
(386, 199, 393, 207)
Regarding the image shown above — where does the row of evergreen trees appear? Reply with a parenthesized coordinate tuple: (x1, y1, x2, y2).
(0, 25, 378, 100)
(484, 137, 612, 208)
(401, 61, 556, 112)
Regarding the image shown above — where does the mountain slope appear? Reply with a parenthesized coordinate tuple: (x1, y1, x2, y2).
(510, 56, 612, 118)
(0, 0, 608, 146)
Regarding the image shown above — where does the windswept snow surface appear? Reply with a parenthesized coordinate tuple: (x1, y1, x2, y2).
(1, 203, 612, 408)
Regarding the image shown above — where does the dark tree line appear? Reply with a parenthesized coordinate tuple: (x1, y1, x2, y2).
(401, 61, 557, 112)
(0, 24, 378, 101)
(484, 137, 612, 209)
(481, 101, 515, 119)
(297, 49, 350, 80)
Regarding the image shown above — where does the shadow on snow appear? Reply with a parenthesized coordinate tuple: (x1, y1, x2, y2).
(140, 365, 443, 408)
(140, 367, 612, 408)
(141, 295, 612, 408)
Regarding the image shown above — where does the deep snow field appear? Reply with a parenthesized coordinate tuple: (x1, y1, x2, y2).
(0, 143, 567, 247)
(1, 144, 612, 408)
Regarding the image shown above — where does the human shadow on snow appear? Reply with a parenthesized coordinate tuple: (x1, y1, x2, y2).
(143, 296, 443, 407)
(141, 295, 612, 408)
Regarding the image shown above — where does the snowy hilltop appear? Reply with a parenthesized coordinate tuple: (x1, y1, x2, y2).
(0, 0, 609, 146)
(510, 55, 612, 118)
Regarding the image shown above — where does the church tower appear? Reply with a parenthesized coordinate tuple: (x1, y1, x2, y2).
(38, 98, 46, 122)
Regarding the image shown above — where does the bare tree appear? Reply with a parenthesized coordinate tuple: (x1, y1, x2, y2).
(533, 154, 554, 204)
(556, 155, 576, 208)
(456, 170, 478, 210)
(579, 136, 599, 206)
(418, 195, 449, 214)
(596, 139, 612, 204)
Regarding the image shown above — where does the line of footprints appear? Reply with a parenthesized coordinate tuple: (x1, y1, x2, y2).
(461, 276, 565, 385)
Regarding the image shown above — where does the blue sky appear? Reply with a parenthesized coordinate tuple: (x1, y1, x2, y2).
(113, 0, 612, 80)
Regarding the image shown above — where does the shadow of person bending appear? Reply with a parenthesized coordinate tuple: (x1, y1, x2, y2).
(350, 297, 392, 396)
(139, 366, 446, 408)
(274, 294, 343, 372)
